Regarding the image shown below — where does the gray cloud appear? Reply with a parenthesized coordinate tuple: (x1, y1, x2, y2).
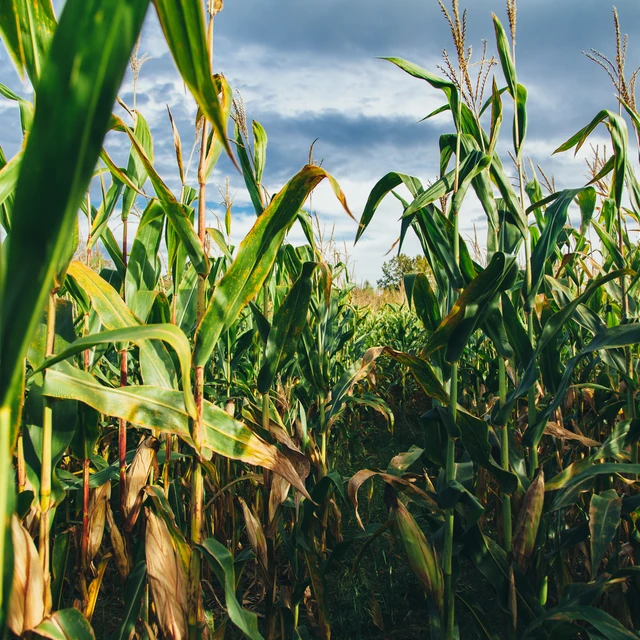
(0, 1, 638, 282)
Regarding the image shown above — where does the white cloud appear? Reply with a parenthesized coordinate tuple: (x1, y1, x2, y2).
(217, 43, 446, 123)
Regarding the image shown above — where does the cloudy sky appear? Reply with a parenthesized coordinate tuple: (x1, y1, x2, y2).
(1, 0, 639, 284)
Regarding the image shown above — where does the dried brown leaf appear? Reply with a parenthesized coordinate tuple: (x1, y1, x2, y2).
(544, 422, 600, 448)
(348, 469, 440, 529)
(268, 446, 310, 530)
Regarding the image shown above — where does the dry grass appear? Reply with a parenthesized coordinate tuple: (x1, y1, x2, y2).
(350, 286, 406, 310)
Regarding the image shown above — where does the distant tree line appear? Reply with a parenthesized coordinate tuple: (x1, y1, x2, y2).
(376, 254, 431, 290)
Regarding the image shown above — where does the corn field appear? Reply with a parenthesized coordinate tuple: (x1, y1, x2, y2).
(1, 0, 640, 638)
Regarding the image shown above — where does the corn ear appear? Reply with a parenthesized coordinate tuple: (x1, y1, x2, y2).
(238, 497, 268, 579)
(86, 481, 111, 564)
(8, 514, 50, 635)
(124, 436, 159, 521)
(145, 507, 189, 640)
(106, 503, 130, 579)
(84, 554, 110, 622)
(391, 498, 443, 613)
(512, 470, 545, 570)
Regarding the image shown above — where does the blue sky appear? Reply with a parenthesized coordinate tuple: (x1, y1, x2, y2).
(1, 1, 639, 284)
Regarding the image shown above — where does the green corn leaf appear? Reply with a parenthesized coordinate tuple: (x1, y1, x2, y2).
(51, 531, 71, 610)
(456, 408, 518, 494)
(425, 252, 516, 363)
(66, 261, 177, 389)
(463, 526, 543, 625)
(492, 269, 630, 428)
(524, 188, 590, 310)
(206, 227, 233, 262)
(411, 273, 441, 334)
(0, 151, 22, 232)
(489, 154, 527, 235)
(525, 177, 544, 214)
(44, 361, 311, 498)
(348, 469, 440, 530)
(70, 402, 100, 462)
(439, 133, 500, 233)
(113, 114, 208, 275)
(578, 187, 597, 236)
(492, 14, 517, 97)
(110, 561, 146, 640)
(165, 191, 196, 293)
(124, 200, 165, 304)
(174, 265, 198, 334)
(166, 105, 185, 185)
(33, 323, 196, 420)
(524, 323, 640, 447)
(202, 74, 233, 182)
(338, 393, 395, 433)
(0, 83, 34, 133)
(0, 0, 150, 427)
(0, 148, 10, 233)
(481, 294, 514, 360)
(253, 120, 268, 185)
(403, 151, 490, 219)
(589, 489, 622, 577)
(621, 97, 640, 142)
(121, 111, 152, 221)
(438, 479, 485, 530)
(198, 538, 263, 640)
(0, 0, 56, 84)
(258, 262, 317, 393)
(456, 595, 500, 640)
(501, 292, 533, 370)
(488, 77, 503, 155)
(236, 121, 264, 215)
(356, 171, 421, 244)
(385, 348, 450, 405)
(521, 604, 637, 640)
(384, 57, 460, 128)
(87, 178, 124, 249)
(493, 198, 525, 256)
(512, 83, 527, 158)
(153, 0, 236, 165)
(327, 347, 388, 426)
(194, 164, 352, 368)
(546, 420, 638, 493)
(554, 110, 627, 209)
(386, 447, 425, 477)
(99, 147, 147, 196)
(31, 607, 96, 639)
(23, 300, 78, 505)
(100, 227, 126, 276)
(411, 203, 466, 289)
(592, 218, 625, 269)
(420, 103, 450, 121)
(552, 462, 640, 512)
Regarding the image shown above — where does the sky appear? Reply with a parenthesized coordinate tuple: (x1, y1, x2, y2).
(1, 0, 639, 284)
